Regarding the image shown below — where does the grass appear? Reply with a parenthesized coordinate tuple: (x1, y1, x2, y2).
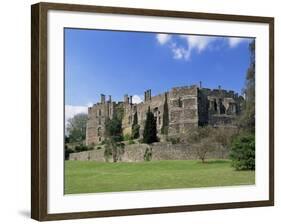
(64, 160, 255, 194)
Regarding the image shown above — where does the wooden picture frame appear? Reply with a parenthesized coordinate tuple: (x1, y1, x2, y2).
(31, 2, 274, 221)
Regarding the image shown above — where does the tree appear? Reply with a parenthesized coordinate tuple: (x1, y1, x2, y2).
(188, 126, 215, 163)
(213, 127, 237, 150)
(104, 112, 124, 162)
(64, 136, 69, 144)
(104, 138, 125, 162)
(64, 144, 74, 160)
(194, 139, 215, 163)
(229, 134, 255, 170)
(230, 41, 255, 171)
(104, 113, 123, 142)
(161, 92, 169, 135)
(67, 113, 87, 143)
(131, 112, 140, 139)
(239, 40, 255, 133)
(143, 107, 158, 144)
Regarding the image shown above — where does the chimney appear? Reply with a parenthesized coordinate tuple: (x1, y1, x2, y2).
(148, 89, 151, 100)
(100, 94, 105, 104)
(199, 81, 202, 88)
(108, 95, 112, 103)
(144, 91, 147, 102)
(129, 95, 133, 104)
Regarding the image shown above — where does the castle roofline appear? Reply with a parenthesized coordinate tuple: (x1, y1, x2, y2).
(88, 83, 241, 108)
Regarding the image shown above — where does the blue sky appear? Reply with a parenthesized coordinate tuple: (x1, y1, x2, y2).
(64, 28, 254, 120)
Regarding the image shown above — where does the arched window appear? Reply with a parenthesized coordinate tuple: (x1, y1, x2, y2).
(214, 99, 217, 111)
(178, 97, 183, 107)
(219, 99, 226, 114)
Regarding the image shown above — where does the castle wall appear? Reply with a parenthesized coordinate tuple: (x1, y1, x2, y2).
(168, 85, 199, 137)
(137, 93, 166, 136)
(86, 99, 114, 145)
(69, 142, 229, 162)
(201, 88, 241, 126)
(86, 85, 243, 145)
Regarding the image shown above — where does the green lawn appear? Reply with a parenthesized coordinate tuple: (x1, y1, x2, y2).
(64, 160, 255, 194)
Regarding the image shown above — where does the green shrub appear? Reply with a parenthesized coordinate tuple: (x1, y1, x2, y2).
(75, 144, 89, 152)
(229, 134, 255, 170)
(87, 145, 94, 150)
(144, 147, 152, 161)
(96, 146, 102, 150)
(131, 124, 140, 139)
(123, 134, 131, 141)
(167, 137, 180, 144)
(64, 145, 74, 160)
(128, 139, 135, 145)
(104, 138, 125, 162)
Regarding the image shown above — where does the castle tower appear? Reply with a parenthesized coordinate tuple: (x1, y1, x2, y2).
(100, 94, 105, 104)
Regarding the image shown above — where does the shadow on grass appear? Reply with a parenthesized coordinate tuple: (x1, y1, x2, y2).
(199, 160, 230, 164)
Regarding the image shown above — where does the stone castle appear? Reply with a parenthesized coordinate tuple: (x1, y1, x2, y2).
(86, 84, 244, 145)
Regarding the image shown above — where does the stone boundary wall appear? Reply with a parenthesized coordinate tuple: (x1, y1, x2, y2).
(69, 142, 229, 162)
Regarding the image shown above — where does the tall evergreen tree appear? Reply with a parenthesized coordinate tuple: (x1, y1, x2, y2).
(143, 107, 158, 144)
(239, 40, 255, 133)
(131, 112, 140, 139)
(161, 92, 169, 135)
(229, 41, 256, 170)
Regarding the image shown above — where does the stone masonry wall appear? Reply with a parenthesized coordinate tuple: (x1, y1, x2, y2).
(69, 142, 229, 162)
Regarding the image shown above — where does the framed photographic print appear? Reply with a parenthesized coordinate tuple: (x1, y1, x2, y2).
(31, 2, 274, 221)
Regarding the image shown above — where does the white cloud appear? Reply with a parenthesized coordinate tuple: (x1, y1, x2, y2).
(65, 105, 88, 124)
(228, 37, 246, 48)
(156, 34, 217, 61)
(156, 34, 249, 61)
(156, 34, 171, 45)
(169, 35, 217, 61)
(87, 102, 93, 107)
(181, 35, 217, 53)
(132, 95, 143, 104)
(170, 43, 190, 60)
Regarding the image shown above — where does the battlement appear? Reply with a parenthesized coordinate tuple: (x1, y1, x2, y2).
(200, 87, 239, 99)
